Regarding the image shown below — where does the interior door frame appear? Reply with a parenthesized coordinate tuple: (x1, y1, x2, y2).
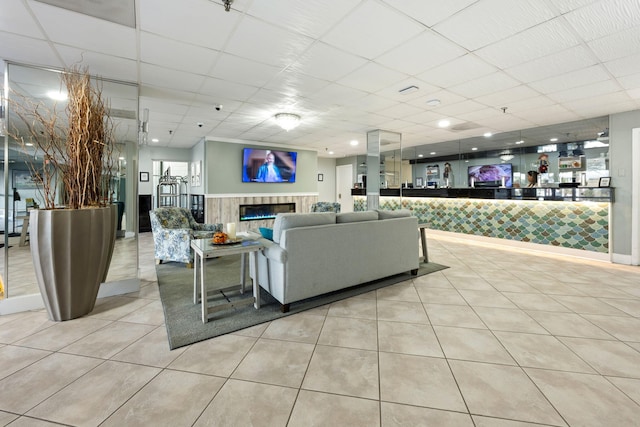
(336, 164, 353, 213)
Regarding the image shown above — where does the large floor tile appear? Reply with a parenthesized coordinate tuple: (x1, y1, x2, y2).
(302, 345, 379, 399)
(0, 345, 50, 380)
(559, 337, 640, 377)
(116, 299, 166, 325)
(168, 333, 256, 377)
(111, 326, 188, 368)
(434, 326, 516, 365)
(231, 338, 314, 388)
(318, 316, 377, 350)
(525, 311, 614, 339)
(381, 402, 474, 426)
(424, 303, 487, 328)
(194, 379, 297, 427)
(551, 295, 627, 315)
(378, 320, 443, 357)
(458, 290, 517, 309)
(59, 321, 157, 359)
(493, 331, 596, 373)
(526, 367, 640, 426)
(502, 292, 570, 312)
(327, 297, 377, 319)
(0, 410, 18, 425)
(449, 360, 565, 426)
(377, 300, 430, 324)
(581, 314, 640, 341)
(474, 307, 549, 334)
(606, 376, 640, 405)
(261, 313, 324, 343)
(379, 352, 466, 412)
(472, 415, 558, 426)
(289, 390, 380, 427)
(0, 312, 53, 344)
(0, 353, 102, 414)
(101, 369, 225, 427)
(416, 287, 468, 305)
(376, 281, 421, 302)
(13, 317, 112, 351)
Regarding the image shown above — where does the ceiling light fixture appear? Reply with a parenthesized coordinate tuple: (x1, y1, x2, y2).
(484, 132, 492, 137)
(550, 137, 558, 142)
(47, 90, 67, 101)
(515, 140, 524, 145)
(350, 140, 359, 146)
(430, 151, 436, 155)
(438, 119, 450, 128)
(426, 99, 441, 106)
(399, 85, 419, 95)
(471, 147, 478, 151)
(151, 138, 159, 143)
(274, 113, 301, 131)
(223, 0, 234, 12)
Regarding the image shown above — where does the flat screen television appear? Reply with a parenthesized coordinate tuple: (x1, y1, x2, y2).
(242, 148, 297, 183)
(468, 163, 513, 187)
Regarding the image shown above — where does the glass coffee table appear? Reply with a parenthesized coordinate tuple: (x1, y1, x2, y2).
(191, 233, 265, 323)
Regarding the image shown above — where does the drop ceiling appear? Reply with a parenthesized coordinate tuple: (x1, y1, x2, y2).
(1, 0, 639, 157)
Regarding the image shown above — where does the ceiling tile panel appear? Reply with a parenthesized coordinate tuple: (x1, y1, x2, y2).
(211, 54, 282, 88)
(474, 85, 542, 107)
(140, 64, 206, 94)
(31, 1, 136, 59)
(139, 0, 239, 50)
(375, 31, 467, 75)
(375, 78, 440, 102)
(529, 65, 612, 94)
(433, 0, 556, 50)
(563, 0, 640, 41)
(321, 0, 425, 59)
(55, 46, 137, 82)
(475, 19, 580, 69)
(0, 33, 63, 68)
(264, 69, 331, 96)
(619, 73, 640, 90)
(224, 16, 314, 68)
(246, 0, 361, 39)
(433, 100, 488, 116)
(551, 0, 600, 14)
(2, 0, 45, 38)
(547, 79, 622, 103)
(604, 53, 640, 77)
(140, 32, 219, 75)
(287, 42, 368, 82)
(450, 72, 521, 98)
(199, 78, 259, 102)
(382, 0, 477, 27)
(337, 62, 407, 94)
(587, 26, 640, 62)
(506, 45, 596, 83)
(418, 54, 498, 88)
(407, 90, 468, 110)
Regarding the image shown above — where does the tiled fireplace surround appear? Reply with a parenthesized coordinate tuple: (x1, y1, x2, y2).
(205, 195, 318, 232)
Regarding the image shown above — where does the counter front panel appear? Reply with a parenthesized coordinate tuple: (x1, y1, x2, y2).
(354, 196, 609, 253)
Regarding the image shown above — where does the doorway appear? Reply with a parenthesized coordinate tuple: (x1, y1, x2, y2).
(336, 164, 353, 213)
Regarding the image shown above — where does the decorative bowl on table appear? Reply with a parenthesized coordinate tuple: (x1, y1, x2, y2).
(212, 231, 228, 244)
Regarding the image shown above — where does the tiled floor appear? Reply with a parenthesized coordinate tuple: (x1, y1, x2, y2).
(1, 233, 640, 426)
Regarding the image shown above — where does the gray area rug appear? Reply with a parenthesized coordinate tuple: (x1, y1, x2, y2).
(157, 256, 448, 349)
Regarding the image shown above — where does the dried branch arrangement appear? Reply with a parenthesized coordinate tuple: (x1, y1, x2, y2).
(9, 66, 115, 209)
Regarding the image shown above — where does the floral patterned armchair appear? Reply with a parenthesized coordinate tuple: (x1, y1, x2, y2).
(149, 207, 222, 267)
(311, 202, 341, 213)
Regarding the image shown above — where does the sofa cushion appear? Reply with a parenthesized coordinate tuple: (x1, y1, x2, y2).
(377, 209, 412, 219)
(336, 211, 378, 223)
(272, 212, 336, 244)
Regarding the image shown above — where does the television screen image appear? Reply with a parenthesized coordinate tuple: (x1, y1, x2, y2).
(468, 163, 513, 187)
(242, 148, 297, 183)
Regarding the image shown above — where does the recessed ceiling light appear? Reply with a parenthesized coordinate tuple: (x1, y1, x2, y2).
(118, 157, 125, 160)
(399, 85, 419, 94)
(550, 138, 558, 142)
(515, 140, 524, 145)
(430, 152, 436, 155)
(471, 147, 478, 151)
(426, 99, 441, 106)
(329, 151, 334, 155)
(418, 154, 423, 158)
(484, 132, 492, 137)
(350, 140, 358, 146)
(151, 138, 159, 143)
(25, 142, 34, 147)
(47, 90, 67, 101)
(438, 119, 450, 128)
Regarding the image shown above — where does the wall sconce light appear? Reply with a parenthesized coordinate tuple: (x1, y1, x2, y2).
(275, 113, 301, 131)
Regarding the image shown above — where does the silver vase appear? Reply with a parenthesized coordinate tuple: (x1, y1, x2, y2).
(30, 207, 117, 321)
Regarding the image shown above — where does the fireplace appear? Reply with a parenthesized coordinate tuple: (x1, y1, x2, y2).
(239, 203, 296, 221)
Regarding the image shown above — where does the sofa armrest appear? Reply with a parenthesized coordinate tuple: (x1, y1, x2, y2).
(194, 223, 223, 232)
(260, 239, 287, 263)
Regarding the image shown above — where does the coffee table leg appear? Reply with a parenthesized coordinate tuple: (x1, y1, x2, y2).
(201, 253, 207, 323)
(419, 227, 428, 263)
(252, 250, 260, 309)
(193, 252, 199, 304)
(240, 253, 246, 294)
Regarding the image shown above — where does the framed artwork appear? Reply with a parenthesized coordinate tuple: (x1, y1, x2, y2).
(139, 171, 149, 182)
(13, 170, 38, 188)
(317, 173, 324, 182)
(191, 161, 201, 187)
(599, 177, 611, 187)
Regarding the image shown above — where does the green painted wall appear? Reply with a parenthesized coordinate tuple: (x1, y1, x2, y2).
(205, 140, 318, 194)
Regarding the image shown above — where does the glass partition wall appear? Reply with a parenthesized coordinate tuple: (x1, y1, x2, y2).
(0, 62, 139, 308)
(393, 116, 609, 191)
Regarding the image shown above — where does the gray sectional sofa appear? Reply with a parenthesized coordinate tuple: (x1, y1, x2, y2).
(251, 209, 420, 312)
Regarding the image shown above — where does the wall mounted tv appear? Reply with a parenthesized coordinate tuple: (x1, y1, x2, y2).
(242, 148, 297, 183)
(468, 163, 513, 187)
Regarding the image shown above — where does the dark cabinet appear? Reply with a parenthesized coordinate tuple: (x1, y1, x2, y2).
(190, 194, 205, 223)
(139, 194, 152, 232)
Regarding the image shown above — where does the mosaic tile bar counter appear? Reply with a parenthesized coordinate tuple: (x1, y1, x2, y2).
(353, 196, 609, 253)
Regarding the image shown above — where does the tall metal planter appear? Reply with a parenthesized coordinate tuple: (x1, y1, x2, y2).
(30, 206, 117, 321)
